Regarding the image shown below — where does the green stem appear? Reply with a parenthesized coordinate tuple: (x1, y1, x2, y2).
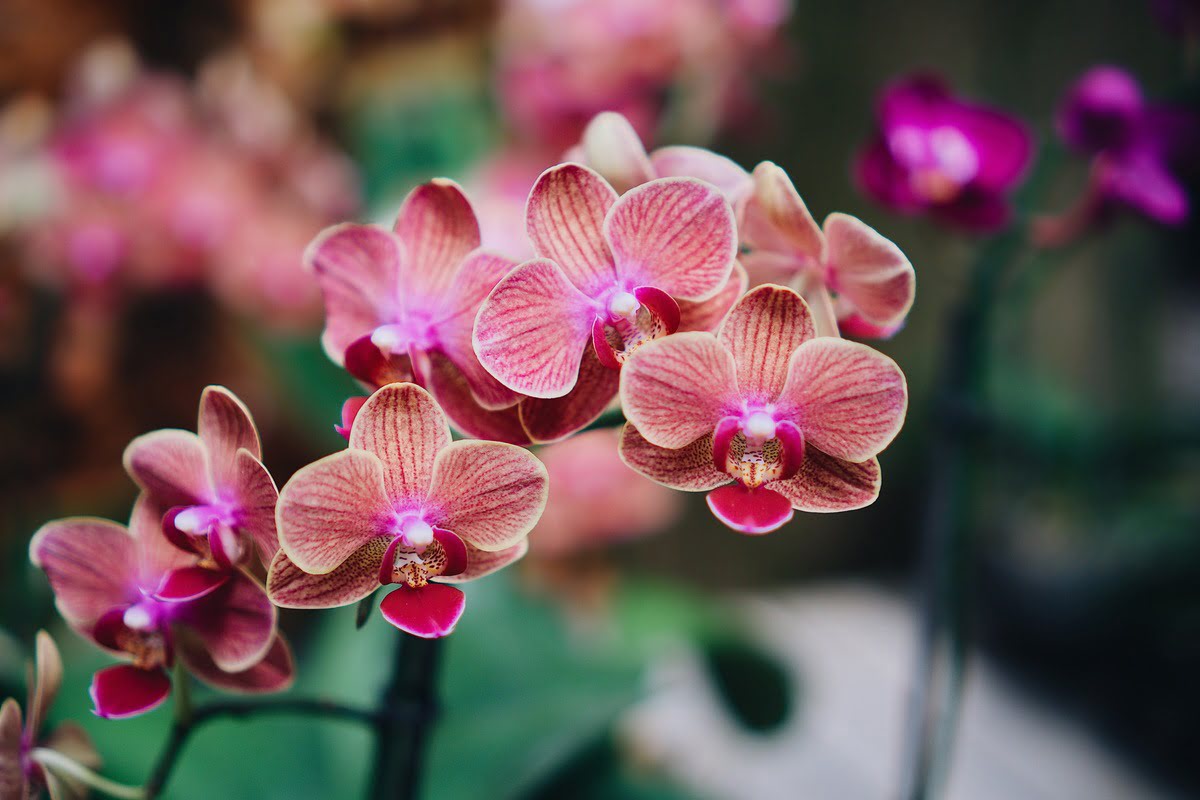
(172, 661, 193, 726)
(31, 747, 145, 800)
(369, 635, 444, 800)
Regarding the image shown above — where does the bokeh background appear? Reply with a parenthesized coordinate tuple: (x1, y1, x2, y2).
(2, 0, 1199, 797)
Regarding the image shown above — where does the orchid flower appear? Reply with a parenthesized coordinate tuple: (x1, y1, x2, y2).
(738, 161, 916, 339)
(30, 497, 292, 719)
(306, 179, 530, 444)
(123, 385, 279, 581)
(474, 163, 742, 442)
(856, 74, 1032, 232)
(268, 383, 548, 638)
(1, 632, 101, 800)
(619, 284, 907, 534)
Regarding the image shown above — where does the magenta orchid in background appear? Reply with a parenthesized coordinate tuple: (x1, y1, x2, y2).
(268, 383, 548, 638)
(1, 632, 101, 800)
(306, 179, 531, 445)
(739, 161, 916, 339)
(619, 284, 907, 534)
(124, 385, 279, 580)
(856, 74, 1033, 232)
(30, 497, 292, 719)
(474, 163, 742, 442)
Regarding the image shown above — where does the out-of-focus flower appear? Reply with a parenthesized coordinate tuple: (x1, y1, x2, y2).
(268, 383, 548, 638)
(856, 75, 1033, 232)
(739, 161, 915, 339)
(334, 395, 369, 441)
(474, 164, 740, 442)
(620, 284, 906, 534)
(0, 632, 100, 800)
(124, 386, 280, 574)
(307, 180, 530, 443)
(30, 497, 292, 719)
(464, 149, 550, 262)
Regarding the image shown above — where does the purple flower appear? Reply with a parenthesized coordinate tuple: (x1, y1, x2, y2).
(856, 74, 1033, 232)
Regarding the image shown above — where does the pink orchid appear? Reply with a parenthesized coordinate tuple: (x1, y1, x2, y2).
(619, 284, 907, 534)
(306, 179, 529, 444)
(268, 383, 548, 638)
(123, 385, 279, 578)
(30, 497, 292, 719)
(474, 163, 743, 442)
(738, 161, 916, 340)
(1, 632, 100, 800)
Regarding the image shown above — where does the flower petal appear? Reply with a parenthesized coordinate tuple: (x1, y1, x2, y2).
(0, 700, 22, 800)
(706, 484, 795, 534)
(949, 105, 1033, 191)
(437, 540, 528, 583)
(232, 449, 280, 566)
(393, 179, 481, 301)
(650, 146, 751, 198)
(198, 386, 261, 492)
(618, 426, 731, 491)
(180, 633, 294, 694)
(176, 572, 276, 672)
(619, 332, 738, 449)
(473, 258, 597, 398)
(343, 335, 415, 389)
(772, 453, 881, 511)
(123, 430, 211, 509)
(29, 518, 139, 627)
(823, 213, 915, 328)
(335, 396, 369, 441)
(153, 566, 230, 602)
(518, 346, 621, 443)
(426, 440, 548, 551)
(26, 631, 62, 743)
(777, 338, 908, 462)
(89, 665, 171, 720)
(425, 353, 533, 445)
(267, 540, 387, 608)
(717, 284, 816, 402)
(379, 584, 465, 638)
(131, 495, 194, 588)
(526, 164, 618, 297)
(581, 111, 655, 194)
(605, 177, 736, 300)
(739, 161, 825, 269)
(676, 261, 748, 333)
(307, 223, 400, 365)
(350, 383, 451, 504)
(277, 449, 391, 574)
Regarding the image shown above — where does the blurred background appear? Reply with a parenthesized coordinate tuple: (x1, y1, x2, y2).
(1, 0, 1198, 797)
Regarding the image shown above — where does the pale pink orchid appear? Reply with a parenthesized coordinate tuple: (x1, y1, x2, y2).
(30, 497, 292, 719)
(474, 163, 744, 442)
(619, 284, 907, 534)
(306, 179, 530, 444)
(738, 161, 916, 340)
(123, 386, 280, 578)
(1, 632, 100, 800)
(268, 383, 548, 638)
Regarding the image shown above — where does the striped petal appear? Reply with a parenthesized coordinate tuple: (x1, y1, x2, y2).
(581, 111, 655, 194)
(123, 430, 211, 509)
(307, 223, 400, 365)
(393, 179, 481, 302)
(777, 338, 908, 462)
(473, 258, 597, 398)
(740, 161, 825, 267)
(619, 425, 731, 491)
(619, 332, 739, 449)
(350, 383, 451, 504)
(176, 572, 275, 672)
(425, 353, 532, 445)
(518, 346, 620, 443)
(131, 495, 194, 588)
(181, 633, 294, 694)
(438, 540, 528, 583)
(677, 261, 748, 333)
(277, 449, 391, 574)
(198, 386, 261, 491)
(425, 440, 548, 551)
(605, 177, 736, 300)
(267, 540, 387, 608)
(772, 453, 881, 511)
(526, 164, 619, 296)
(717, 284, 815, 402)
(822, 213, 915, 328)
(232, 449, 280, 565)
(650, 146, 751, 198)
(29, 518, 139, 628)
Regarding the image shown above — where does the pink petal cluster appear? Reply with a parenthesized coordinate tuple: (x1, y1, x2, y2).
(619, 284, 907, 535)
(269, 383, 548, 638)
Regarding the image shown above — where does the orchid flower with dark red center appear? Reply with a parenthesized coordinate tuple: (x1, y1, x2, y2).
(738, 161, 915, 340)
(618, 284, 907, 535)
(268, 383, 548, 638)
(29, 497, 292, 719)
(474, 163, 741, 442)
(306, 179, 529, 444)
(856, 75, 1033, 232)
(1, 632, 101, 800)
(123, 385, 279, 580)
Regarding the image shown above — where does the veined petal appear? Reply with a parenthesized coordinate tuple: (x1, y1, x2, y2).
(619, 332, 738, 449)
(649, 146, 751, 198)
(267, 540, 387, 608)
(740, 162, 825, 266)
(123, 430, 211, 509)
(772, 453, 881, 512)
(277, 449, 391, 574)
(131, 495, 194, 588)
(379, 584, 465, 638)
(526, 164, 619, 297)
(718, 284, 816, 402)
(706, 484, 794, 535)
(778, 338, 908, 462)
(350, 383, 451, 503)
(518, 347, 621, 443)
(393, 179, 481, 301)
(581, 111, 655, 194)
(307, 223, 400, 365)
(198, 386, 261, 492)
(180, 633, 294, 694)
(28, 631, 62, 742)
(438, 540, 527, 583)
(90, 665, 171, 719)
(29, 518, 139, 628)
(677, 261, 748, 333)
(823, 213, 915, 328)
(176, 572, 275, 673)
(233, 449, 280, 566)
(425, 354, 533, 445)
(426, 441, 548, 551)
(619, 426, 731, 491)
(605, 177, 736, 300)
(473, 259, 597, 398)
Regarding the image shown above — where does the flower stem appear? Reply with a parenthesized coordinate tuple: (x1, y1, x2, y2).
(30, 747, 145, 800)
(369, 634, 444, 800)
(172, 661, 193, 726)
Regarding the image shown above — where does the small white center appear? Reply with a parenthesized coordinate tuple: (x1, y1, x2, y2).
(370, 324, 409, 355)
(608, 291, 639, 318)
(123, 604, 155, 631)
(400, 518, 434, 550)
(929, 126, 978, 183)
(173, 507, 207, 535)
(744, 411, 777, 441)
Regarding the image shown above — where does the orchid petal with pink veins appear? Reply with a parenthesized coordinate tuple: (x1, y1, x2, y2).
(619, 332, 739, 449)
(677, 262, 749, 333)
(605, 178, 736, 300)
(718, 284, 816, 401)
(350, 383, 451, 503)
(177, 572, 276, 673)
(233, 449, 281, 564)
(739, 162, 825, 271)
(474, 258, 597, 398)
(29, 518, 139, 627)
(393, 179, 481, 300)
(425, 354, 532, 445)
(198, 385, 261, 491)
(267, 540, 389, 608)
(122, 429, 210, 509)
(89, 664, 171, 720)
(0, 700, 23, 800)
(426, 440, 549, 551)
(778, 338, 908, 463)
(706, 484, 795, 535)
(618, 426, 731, 492)
(180, 634, 294, 694)
(438, 540, 528, 583)
(518, 346, 621, 443)
(649, 146, 751, 198)
(526, 164, 619, 297)
(379, 584, 465, 638)
(773, 453, 882, 512)
(822, 213, 915, 328)
(581, 111, 656, 194)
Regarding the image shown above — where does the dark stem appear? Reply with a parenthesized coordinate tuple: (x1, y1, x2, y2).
(369, 635, 444, 800)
